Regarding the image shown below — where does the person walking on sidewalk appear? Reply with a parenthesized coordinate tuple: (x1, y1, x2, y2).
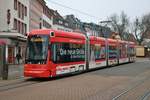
(16, 53, 22, 64)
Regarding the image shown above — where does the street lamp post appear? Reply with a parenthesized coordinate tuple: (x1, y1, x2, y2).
(99, 20, 112, 38)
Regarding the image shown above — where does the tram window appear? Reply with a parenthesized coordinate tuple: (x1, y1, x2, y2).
(120, 44, 127, 58)
(109, 46, 117, 58)
(90, 44, 106, 60)
(129, 47, 135, 56)
(51, 43, 85, 63)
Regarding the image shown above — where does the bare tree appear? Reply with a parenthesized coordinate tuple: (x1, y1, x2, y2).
(132, 18, 143, 45)
(132, 13, 150, 45)
(142, 13, 150, 38)
(108, 11, 129, 40)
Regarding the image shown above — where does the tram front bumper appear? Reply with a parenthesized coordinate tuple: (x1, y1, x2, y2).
(24, 70, 50, 78)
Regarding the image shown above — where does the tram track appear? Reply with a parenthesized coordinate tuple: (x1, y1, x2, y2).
(112, 77, 150, 100)
(0, 79, 26, 88)
(0, 78, 47, 92)
(140, 91, 150, 100)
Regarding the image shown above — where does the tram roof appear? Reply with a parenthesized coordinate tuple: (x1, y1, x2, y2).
(107, 38, 117, 42)
(89, 36, 105, 41)
(129, 41, 135, 45)
(118, 40, 128, 43)
(29, 29, 86, 40)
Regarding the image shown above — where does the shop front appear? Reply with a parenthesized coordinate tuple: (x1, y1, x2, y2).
(0, 32, 27, 79)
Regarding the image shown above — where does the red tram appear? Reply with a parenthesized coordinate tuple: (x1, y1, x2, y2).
(89, 36, 106, 69)
(107, 38, 118, 66)
(24, 29, 136, 78)
(118, 40, 128, 64)
(128, 42, 136, 62)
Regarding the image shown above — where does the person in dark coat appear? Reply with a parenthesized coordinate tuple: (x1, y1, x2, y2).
(16, 53, 21, 64)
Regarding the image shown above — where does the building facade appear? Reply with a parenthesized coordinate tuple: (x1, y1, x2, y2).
(52, 10, 73, 32)
(64, 15, 83, 33)
(83, 22, 112, 37)
(29, 0, 44, 31)
(0, 0, 29, 66)
(0, 0, 29, 33)
(42, 6, 53, 29)
(29, 0, 53, 30)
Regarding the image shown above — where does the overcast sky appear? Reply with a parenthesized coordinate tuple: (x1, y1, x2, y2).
(46, 0, 150, 24)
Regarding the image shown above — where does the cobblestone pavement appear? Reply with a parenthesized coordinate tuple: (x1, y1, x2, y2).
(136, 57, 150, 62)
(0, 60, 149, 100)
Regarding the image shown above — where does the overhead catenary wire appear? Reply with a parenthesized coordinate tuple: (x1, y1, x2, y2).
(46, 0, 100, 20)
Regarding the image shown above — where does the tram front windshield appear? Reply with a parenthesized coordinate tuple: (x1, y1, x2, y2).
(25, 35, 49, 64)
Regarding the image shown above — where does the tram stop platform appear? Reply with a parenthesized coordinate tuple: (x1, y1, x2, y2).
(0, 64, 24, 80)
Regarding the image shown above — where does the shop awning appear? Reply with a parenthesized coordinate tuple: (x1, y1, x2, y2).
(0, 32, 27, 41)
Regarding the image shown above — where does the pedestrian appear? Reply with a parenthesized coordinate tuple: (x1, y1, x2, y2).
(16, 53, 21, 64)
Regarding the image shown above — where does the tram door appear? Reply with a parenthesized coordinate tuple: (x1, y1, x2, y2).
(89, 45, 96, 69)
(0, 45, 4, 78)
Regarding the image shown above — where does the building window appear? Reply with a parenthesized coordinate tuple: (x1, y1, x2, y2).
(22, 23, 24, 34)
(16, 1, 27, 19)
(19, 21, 22, 33)
(14, 0, 17, 10)
(20, 4, 22, 19)
(17, 21, 20, 33)
(58, 20, 63, 24)
(43, 20, 51, 28)
(18, 2, 21, 18)
(14, 19, 27, 34)
(65, 23, 68, 26)
(43, 7, 46, 15)
(22, 4, 24, 19)
(13, 19, 17, 30)
(25, 6, 27, 16)
(39, 23, 42, 29)
(20, 22, 22, 34)
(24, 24, 27, 34)
(8, 46, 15, 64)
